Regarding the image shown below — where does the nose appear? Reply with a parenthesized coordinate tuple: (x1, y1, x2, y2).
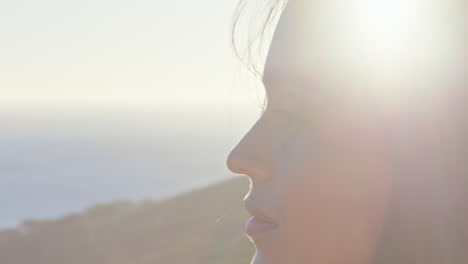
(226, 119, 271, 180)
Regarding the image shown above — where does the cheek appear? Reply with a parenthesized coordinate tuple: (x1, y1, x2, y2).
(275, 128, 394, 263)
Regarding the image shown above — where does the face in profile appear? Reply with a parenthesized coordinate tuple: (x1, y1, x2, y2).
(227, 2, 396, 263)
(228, 1, 468, 264)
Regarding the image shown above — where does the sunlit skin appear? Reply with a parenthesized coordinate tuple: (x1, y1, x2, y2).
(228, 1, 468, 263)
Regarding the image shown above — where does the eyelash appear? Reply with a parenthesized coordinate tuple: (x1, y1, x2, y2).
(270, 100, 309, 127)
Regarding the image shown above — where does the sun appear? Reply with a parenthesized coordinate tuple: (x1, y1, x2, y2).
(300, 0, 468, 107)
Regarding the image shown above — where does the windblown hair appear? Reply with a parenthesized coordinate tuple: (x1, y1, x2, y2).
(231, 1, 468, 263)
(231, 0, 286, 78)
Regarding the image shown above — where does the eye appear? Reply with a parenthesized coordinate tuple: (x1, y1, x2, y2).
(271, 98, 310, 129)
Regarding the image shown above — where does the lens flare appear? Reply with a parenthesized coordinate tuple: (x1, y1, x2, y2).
(297, 0, 468, 106)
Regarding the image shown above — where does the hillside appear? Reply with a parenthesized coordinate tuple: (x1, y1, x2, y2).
(0, 177, 255, 264)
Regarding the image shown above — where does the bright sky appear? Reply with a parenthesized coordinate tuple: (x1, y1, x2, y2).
(0, 0, 254, 105)
(0, 0, 262, 229)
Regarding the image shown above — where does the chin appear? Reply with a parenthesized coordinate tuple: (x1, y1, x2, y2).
(252, 251, 282, 264)
(252, 252, 265, 264)
(251, 253, 264, 264)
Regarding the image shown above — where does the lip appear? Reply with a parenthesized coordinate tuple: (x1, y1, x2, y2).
(246, 217, 278, 236)
(245, 200, 278, 236)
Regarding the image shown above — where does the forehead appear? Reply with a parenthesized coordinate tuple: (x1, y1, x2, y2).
(263, 1, 330, 83)
(264, 0, 468, 90)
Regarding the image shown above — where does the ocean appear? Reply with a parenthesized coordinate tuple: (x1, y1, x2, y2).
(0, 102, 258, 230)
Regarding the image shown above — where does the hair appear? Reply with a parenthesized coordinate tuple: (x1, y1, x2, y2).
(232, 1, 468, 263)
(231, 0, 286, 78)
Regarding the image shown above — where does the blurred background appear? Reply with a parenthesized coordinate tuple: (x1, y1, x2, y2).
(0, 0, 261, 230)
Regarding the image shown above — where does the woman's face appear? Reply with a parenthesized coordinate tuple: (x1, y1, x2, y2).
(227, 2, 395, 264)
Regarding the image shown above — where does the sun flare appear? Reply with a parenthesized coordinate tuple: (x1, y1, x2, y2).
(297, 0, 468, 106)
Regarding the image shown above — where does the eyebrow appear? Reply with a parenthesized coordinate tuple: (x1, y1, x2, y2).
(262, 70, 288, 86)
(262, 70, 314, 95)
(262, 70, 295, 92)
